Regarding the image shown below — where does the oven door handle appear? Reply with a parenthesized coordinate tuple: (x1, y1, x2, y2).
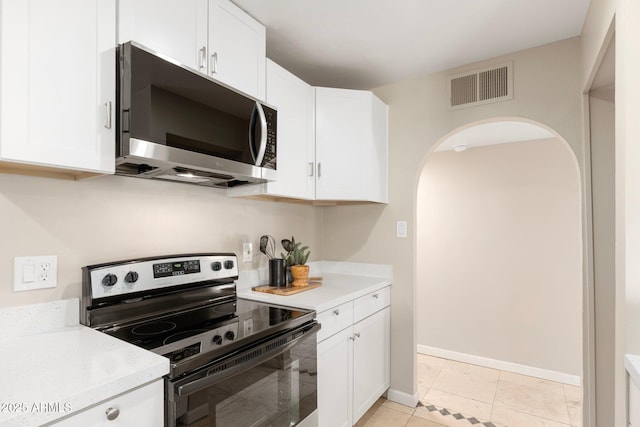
(176, 321, 320, 397)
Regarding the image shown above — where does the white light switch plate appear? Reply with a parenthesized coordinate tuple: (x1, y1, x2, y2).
(396, 221, 408, 238)
(14, 255, 57, 292)
(242, 242, 253, 263)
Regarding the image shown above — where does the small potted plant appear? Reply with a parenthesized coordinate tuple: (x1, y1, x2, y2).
(281, 236, 311, 287)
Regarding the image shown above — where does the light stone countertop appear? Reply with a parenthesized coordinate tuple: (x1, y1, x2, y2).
(0, 299, 169, 427)
(626, 354, 640, 388)
(236, 261, 393, 313)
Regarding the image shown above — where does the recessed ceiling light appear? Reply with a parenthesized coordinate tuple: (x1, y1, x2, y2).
(453, 145, 468, 152)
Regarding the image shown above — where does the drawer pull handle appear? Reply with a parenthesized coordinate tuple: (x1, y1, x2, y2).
(105, 407, 120, 421)
(373, 293, 379, 299)
(333, 309, 340, 315)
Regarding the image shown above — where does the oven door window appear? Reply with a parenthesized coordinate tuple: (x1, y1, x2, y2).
(171, 328, 317, 427)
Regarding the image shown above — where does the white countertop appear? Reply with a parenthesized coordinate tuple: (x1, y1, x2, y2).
(626, 354, 640, 388)
(0, 299, 169, 427)
(237, 261, 393, 313)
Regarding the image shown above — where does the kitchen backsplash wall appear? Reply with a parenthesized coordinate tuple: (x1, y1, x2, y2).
(0, 173, 321, 308)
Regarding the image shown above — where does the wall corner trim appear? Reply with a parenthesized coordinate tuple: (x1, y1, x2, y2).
(417, 345, 581, 386)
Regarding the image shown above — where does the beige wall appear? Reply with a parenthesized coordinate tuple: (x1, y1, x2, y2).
(581, 0, 640, 425)
(590, 89, 616, 425)
(416, 139, 582, 376)
(0, 173, 321, 308)
(322, 37, 583, 399)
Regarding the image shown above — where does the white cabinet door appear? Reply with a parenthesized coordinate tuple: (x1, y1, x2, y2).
(368, 94, 389, 203)
(118, 0, 207, 71)
(631, 377, 640, 426)
(0, 0, 115, 174)
(352, 307, 391, 423)
(315, 87, 368, 201)
(315, 87, 388, 203)
(317, 327, 353, 427)
(208, 0, 265, 99)
(264, 59, 316, 200)
(50, 380, 164, 427)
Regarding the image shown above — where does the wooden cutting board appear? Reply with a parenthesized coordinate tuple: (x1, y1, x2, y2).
(252, 278, 322, 296)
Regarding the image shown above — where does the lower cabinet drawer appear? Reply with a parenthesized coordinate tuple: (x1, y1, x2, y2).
(317, 301, 353, 342)
(48, 380, 164, 427)
(353, 286, 391, 323)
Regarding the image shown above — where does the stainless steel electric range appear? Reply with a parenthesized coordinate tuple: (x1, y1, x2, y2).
(81, 253, 319, 427)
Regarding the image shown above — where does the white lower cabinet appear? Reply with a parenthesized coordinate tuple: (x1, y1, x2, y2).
(318, 327, 353, 427)
(317, 287, 391, 426)
(631, 376, 640, 426)
(353, 307, 391, 421)
(48, 380, 163, 427)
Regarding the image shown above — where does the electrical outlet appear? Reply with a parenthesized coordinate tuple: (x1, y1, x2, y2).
(242, 242, 253, 263)
(243, 318, 254, 336)
(14, 256, 57, 292)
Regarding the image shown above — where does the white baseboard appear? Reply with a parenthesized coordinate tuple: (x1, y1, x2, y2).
(417, 344, 581, 386)
(386, 388, 419, 408)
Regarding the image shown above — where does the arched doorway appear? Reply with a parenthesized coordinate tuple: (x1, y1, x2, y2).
(414, 118, 583, 426)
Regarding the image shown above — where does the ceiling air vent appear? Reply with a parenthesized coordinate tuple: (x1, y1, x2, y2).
(447, 62, 513, 110)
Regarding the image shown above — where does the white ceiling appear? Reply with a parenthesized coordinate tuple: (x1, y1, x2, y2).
(435, 121, 556, 152)
(232, 0, 592, 90)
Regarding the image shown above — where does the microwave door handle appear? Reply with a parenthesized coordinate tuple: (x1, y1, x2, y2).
(253, 102, 268, 166)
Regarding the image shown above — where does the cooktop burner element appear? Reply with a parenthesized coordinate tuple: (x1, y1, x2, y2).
(131, 321, 177, 336)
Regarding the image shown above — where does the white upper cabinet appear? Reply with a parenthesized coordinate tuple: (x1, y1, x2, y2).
(118, 0, 207, 71)
(263, 59, 316, 200)
(315, 87, 388, 203)
(118, 0, 265, 100)
(0, 0, 116, 174)
(208, 0, 266, 99)
(228, 73, 389, 204)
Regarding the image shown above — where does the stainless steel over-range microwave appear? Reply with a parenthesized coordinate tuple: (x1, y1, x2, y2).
(115, 41, 277, 188)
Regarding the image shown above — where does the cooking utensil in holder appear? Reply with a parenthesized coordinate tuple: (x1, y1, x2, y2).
(269, 258, 287, 287)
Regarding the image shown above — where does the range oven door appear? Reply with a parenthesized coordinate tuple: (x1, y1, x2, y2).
(167, 321, 320, 427)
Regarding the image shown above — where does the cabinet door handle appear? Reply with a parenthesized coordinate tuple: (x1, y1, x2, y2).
(333, 309, 340, 315)
(104, 101, 112, 129)
(309, 162, 314, 177)
(211, 52, 218, 75)
(349, 335, 356, 341)
(317, 162, 322, 178)
(105, 407, 120, 421)
(198, 46, 207, 71)
(373, 293, 379, 299)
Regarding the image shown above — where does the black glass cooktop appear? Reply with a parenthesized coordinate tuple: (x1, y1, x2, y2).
(102, 298, 314, 358)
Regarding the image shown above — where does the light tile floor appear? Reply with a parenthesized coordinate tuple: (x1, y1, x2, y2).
(356, 354, 582, 427)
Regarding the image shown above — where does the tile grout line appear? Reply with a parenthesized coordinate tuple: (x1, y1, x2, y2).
(489, 369, 504, 422)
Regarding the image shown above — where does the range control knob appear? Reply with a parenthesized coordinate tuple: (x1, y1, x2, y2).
(101, 273, 118, 287)
(225, 330, 235, 341)
(211, 262, 222, 271)
(124, 271, 139, 283)
(224, 260, 234, 270)
(212, 335, 223, 345)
